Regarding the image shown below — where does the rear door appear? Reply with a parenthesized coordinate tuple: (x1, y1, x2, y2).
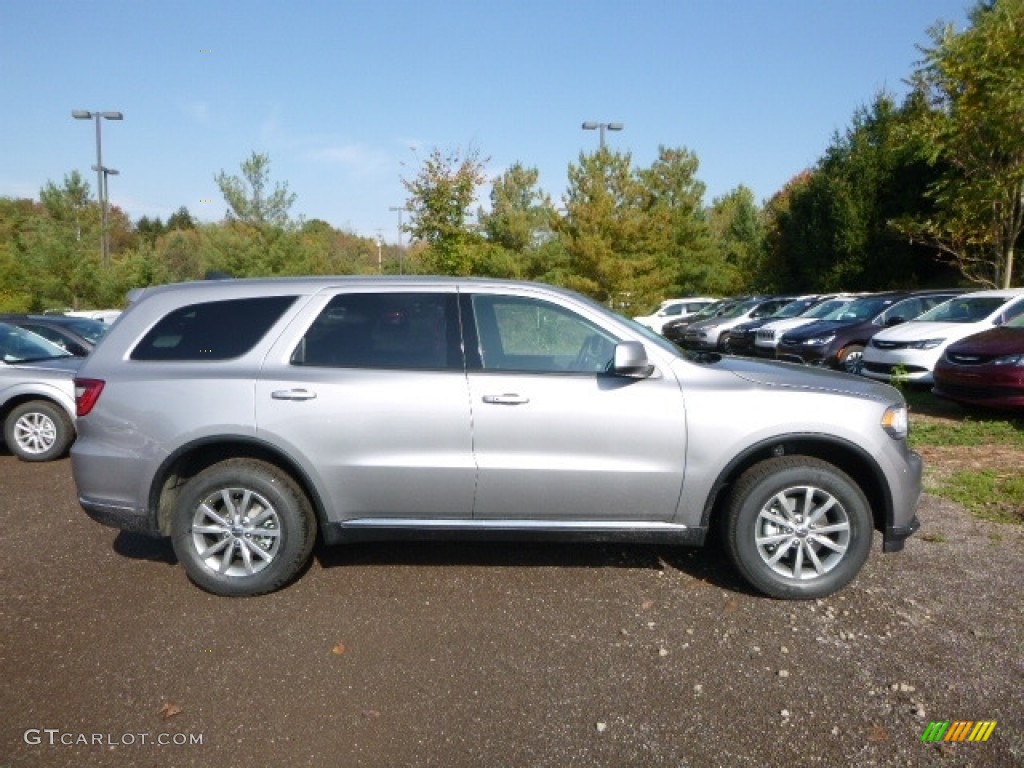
(256, 288, 476, 521)
(463, 288, 687, 522)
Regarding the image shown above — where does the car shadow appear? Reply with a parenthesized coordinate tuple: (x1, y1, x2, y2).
(113, 531, 177, 564)
(314, 537, 757, 596)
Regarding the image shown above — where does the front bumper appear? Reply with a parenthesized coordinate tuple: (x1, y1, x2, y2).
(883, 516, 920, 552)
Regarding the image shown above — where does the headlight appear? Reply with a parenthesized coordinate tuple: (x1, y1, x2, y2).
(908, 338, 945, 350)
(992, 354, 1024, 367)
(803, 334, 835, 346)
(881, 404, 909, 439)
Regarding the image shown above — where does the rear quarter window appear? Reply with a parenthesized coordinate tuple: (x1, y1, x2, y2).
(131, 296, 298, 361)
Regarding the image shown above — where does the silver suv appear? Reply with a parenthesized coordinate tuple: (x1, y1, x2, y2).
(71, 277, 922, 598)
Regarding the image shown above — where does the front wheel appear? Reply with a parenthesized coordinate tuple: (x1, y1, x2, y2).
(724, 456, 872, 599)
(171, 459, 316, 596)
(4, 400, 74, 462)
(838, 344, 865, 374)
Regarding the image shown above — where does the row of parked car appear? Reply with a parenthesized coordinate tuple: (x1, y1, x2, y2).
(635, 288, 1024, 410)
(0, 313, 115, 461)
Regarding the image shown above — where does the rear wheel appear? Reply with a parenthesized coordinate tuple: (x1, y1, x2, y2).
(4, 400, 74, 462)
(724, 456, 872, 599)
(171, 459, 316, 597)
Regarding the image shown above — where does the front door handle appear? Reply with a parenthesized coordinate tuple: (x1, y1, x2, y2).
(271, 389, 317, 401)
(482, 393, 530, 405)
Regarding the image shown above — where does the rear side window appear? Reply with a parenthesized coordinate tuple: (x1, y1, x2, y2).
(131, 296, 297, 361)
(292, 292, 461, 370)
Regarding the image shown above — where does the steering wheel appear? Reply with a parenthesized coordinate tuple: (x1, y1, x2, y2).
(572, 334, 610, 372)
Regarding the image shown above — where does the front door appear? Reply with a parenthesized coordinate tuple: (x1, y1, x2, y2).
(464, 291, 687, 522)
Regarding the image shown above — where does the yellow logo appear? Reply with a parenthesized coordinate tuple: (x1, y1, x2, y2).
(921, 721, 996, 742)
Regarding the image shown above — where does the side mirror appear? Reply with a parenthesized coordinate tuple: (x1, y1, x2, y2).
(884, 316, 906, 327)
(612, 341, 653, 378)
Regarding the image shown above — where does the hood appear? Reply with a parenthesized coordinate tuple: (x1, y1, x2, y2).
(761, 317, 821, 333)
(714, 355, 898, 402)
(945, 325, 1024, 356)
(872, 320, 992, 343)
(781, 319, 867, 340)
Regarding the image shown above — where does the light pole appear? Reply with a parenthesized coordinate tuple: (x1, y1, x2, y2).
(388, 205, 405, 274)
(72, 110, 123, 266)
(581, 121, 624, 149)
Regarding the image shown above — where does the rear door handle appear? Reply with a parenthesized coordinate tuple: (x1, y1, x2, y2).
(482, 394, 530, 405)
(271, 389, 317, 401)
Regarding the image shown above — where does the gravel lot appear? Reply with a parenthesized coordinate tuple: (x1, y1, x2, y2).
(2, 451, 1022, 767)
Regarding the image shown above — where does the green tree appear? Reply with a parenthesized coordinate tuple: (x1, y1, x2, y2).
(897, 0, 1024, 287)
(707, 186, 765, 294)
(401, 146, 488, 275)
(638, 146, 717, 296)
(214, 151, 297, 228)
(555, 148, 646, 306)
(479, 163, 555, 253)
(764, 93, 949, 292)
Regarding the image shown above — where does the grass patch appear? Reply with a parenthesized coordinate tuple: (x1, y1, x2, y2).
(910, 417, 1024, 449)
(905, 390, 1024, 525)
(927, 470, 1024, 525)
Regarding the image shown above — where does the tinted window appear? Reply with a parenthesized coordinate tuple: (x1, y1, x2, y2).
(132, 296, 297, 361)
(471, 295, 617, 373)
(293, 293, 460, 370)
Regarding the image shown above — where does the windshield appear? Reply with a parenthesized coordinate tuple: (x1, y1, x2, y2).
(801, 298, 852, 319)
(822, 296, 896, 323)
(915, 296, 1013, 323)
(61, 317, 109, 344)
(0, 322, 74, 363)
(717, 299, 761, 320)
(771, 298, 818, 319)
(689, 300, 731, 321)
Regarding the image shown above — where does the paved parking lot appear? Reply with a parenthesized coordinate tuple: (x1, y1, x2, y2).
(2, 452, 1022, 767)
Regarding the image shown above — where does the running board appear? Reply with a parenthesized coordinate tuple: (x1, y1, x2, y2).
(321, 518, 706, 546)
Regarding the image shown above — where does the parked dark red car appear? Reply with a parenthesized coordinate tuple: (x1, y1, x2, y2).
(932, 314, 1024, 410)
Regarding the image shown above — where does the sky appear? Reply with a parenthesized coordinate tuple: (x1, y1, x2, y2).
(0, 0, 972, 243)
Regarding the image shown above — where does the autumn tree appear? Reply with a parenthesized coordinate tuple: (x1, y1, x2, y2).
(896, 0, 1024, 287)
(401, 146, 488, 275)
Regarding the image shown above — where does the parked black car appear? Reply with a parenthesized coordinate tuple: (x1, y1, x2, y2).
(0, 314, 108, 357)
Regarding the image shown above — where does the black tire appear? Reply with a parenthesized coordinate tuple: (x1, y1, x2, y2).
(724, 456, 872, 599)
(171, 459, 316, 597)
(838, 344, 865, 374)
(3, 400, 75, 462)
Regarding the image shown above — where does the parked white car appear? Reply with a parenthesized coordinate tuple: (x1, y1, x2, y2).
(634, 297, 717, 334)
(860, 288, 1024, 384)
(754, 296, 860, 357)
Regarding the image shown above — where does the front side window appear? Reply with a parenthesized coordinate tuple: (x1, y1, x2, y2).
(470, 295, 618, 373)
(131, 296, 297, 361)
(293, 292, 460, 370)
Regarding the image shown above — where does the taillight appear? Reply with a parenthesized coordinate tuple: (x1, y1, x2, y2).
(74, 378, 105, 417)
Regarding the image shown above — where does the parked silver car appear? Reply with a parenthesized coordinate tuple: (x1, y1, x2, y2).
(1, 322, 79, 461)
(71, 277, 922, 598)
